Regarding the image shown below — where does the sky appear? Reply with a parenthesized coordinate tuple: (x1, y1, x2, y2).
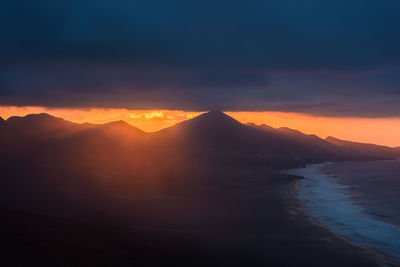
(1, 1, 400, 145)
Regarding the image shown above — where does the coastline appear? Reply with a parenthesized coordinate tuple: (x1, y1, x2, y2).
(286, 162, 400, 266)
(0, 167, 390, 266)
(322, 159, 400, 228)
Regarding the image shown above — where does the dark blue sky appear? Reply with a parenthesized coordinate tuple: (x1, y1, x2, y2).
(1, 0, 400, 116)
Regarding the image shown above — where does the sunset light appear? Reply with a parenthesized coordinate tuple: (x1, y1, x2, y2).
(1, 106, 399, 147)
(0, 106, 203, 132)
(2, 1, 400, 265)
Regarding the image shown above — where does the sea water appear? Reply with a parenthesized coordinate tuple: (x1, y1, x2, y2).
(287, 162, 400, 260)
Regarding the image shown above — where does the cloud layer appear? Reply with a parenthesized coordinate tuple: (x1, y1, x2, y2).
(1, 0, 400, 116)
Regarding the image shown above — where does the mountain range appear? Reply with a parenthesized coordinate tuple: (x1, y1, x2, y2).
(1, 110, 397, 168)
(1, 110, 398, 211)
(0, 111, 397, 266)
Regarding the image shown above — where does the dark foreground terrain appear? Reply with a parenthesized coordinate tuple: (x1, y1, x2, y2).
(0, 169, 383, 266)
(1, 111, 399, 266)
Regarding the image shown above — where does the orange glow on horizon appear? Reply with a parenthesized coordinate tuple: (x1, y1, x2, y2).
(0, 106, 203, 132)
(227, 112, 400, 148)
(0, 106, 399, 147)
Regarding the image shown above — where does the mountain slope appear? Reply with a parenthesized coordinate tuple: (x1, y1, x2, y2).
(326, 136, 400, 158)
(250, 124, 344, 159)
(3, 113, 146, 141)
(0, 111, 395, 267)
(155, 111, 381, 168)
(154, 111, 308, 168)
(0, 113, 151, 183)
(1, 111, 397, 173)
(6, 113, 81, 136)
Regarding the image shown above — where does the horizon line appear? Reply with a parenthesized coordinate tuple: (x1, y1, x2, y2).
(1, 108, 399, 148)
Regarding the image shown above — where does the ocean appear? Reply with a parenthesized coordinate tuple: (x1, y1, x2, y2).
(287, 160, 400, 261)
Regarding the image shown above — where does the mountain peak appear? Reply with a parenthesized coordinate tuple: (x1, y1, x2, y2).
(158, 110, 244, 137)
(194, 110, 230, 120)
(104, 120, 132, 127)
(325, 136, 340, 143)
(198, 110, 236, 120)
(90, 120, 147, 139)
(206, 109, 225, 116)
(103, 120, 146, 133)
(6, 113, 77, 134)
(187, 110, 243, 127)
(7, 113, 63, 123)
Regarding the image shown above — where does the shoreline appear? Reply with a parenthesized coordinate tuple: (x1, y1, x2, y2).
(322, 159, 400, 228)
(0, 164, 397, 266)
(286, 162, 400, 265)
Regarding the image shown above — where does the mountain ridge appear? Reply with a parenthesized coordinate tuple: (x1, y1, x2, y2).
(326, 136, 395, 149)
(0, 114, 388, 267)
(1, 111, 398, 168)
(326, 136, 400, 158)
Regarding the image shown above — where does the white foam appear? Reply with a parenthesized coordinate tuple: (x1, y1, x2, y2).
(287, 163, 400, 260)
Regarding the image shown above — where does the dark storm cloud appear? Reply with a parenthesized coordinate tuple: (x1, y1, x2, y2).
(1, 0, 400, 116)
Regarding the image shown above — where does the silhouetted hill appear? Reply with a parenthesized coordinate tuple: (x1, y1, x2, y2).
(0, 111, 393, 266)
(157, 111, 387, 169)
(247, 123, 340, 161)
(1, 112, 396, 171)
(1, 111, 397, 204)
(256, 124, 339, 152)
(3, 113, 146, 142)
(96, 120, 147, 139)
(0, 113, 151, 193)
(250, 124, 363, 164)
(157, 110, 246, 142)
(0, 113, 158, 226)
(156, 110, 311, 168)
(277, 127, 345, 156)
(249, 123, 396, 162)
(7, 113, 78, 133)
(326, 136, 400, 158)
